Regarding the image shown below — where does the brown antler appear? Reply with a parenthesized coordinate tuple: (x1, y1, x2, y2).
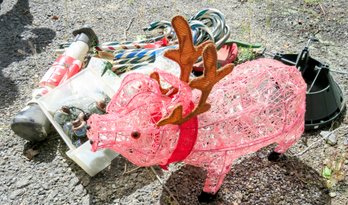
(162, 15, 211, 83)
(157, 43, 234, 126)
(150, 16, 207, 95)
(150, 72, 170, 94)
(150, 71, 179, 96)
(152, 15, 233, 126)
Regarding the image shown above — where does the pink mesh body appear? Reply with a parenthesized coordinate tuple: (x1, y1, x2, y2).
(87, 58, 307, 194)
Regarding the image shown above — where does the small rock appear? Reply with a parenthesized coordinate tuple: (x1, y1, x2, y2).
(320, 131, 337, 145)
(69, 177, 79, 187)
(327, 134, 337, 145)
(343, 136, 348, 146)
(81, 195, 91, 205)
(234, 191, 243, 199)
(329, 192, 337, 198)
(42, 183, 49, 190)
(74, 184, 85, 195)
(95, 185, 101, 191)
(47, 190, 58, 200)
(38, 190, 46, 195)
(15, 178, 30, 188)
(256, 151, 267, 159)
(51, 15, 59, 20)
(24, 148, 39, 160)
(81, 176, 90, 187)
(0, 160, 5, 165)
(9, 189, 25, 199)
(320, 131, 332, 139)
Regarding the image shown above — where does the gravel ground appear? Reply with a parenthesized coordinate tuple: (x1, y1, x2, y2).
(0, 0, 347, 204)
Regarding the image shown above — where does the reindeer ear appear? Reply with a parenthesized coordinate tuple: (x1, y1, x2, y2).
(164, 49, 180, 65)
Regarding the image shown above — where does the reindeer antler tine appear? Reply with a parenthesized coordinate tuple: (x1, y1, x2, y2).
(150, 72, 169, 94)
(195, 41, 213, 56)
(150, 71, 160, 83)
(190, 44, 234, 90)
(157, 105, 183, 126)
(202, 43, 234, 81)
(171, 16, 195, 55)
(163, 16, 204, 83)
(216, 64, 234, 81)
(202, 44, 218, 77)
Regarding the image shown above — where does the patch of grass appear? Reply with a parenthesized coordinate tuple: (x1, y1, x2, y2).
(236, 47, 256, 64)
(322, 151, 347, 189)
(265, 16, 271, 28)
(241, 20, 251, 38)
(162, 195, 177, 205)
(265, 0, 273, 28)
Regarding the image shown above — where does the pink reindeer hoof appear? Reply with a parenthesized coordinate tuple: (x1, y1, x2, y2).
(198, 191, 219, 203)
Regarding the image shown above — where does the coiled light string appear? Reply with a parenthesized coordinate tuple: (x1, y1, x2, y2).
(98, 8, 232, 74)
(58, 9, 234, 75)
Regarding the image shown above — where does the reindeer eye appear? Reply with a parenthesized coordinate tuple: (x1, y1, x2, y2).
(131, 131, 141, 139)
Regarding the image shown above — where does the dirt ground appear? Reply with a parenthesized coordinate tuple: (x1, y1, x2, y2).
(0, 0, 347, 204)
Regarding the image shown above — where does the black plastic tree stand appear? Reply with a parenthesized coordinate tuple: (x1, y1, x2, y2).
(273, 37, 346, 130)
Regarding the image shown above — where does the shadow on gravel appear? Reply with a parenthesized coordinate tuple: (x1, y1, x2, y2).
(69, 155, 157, 204)
(22, 133, 60, 163)
(161, 165, 206, 205)
(161, 154, 330, 205)
(0, 0, 55, 108)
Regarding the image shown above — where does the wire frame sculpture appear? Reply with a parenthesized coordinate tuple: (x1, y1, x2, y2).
(87, 16, 306, 194)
